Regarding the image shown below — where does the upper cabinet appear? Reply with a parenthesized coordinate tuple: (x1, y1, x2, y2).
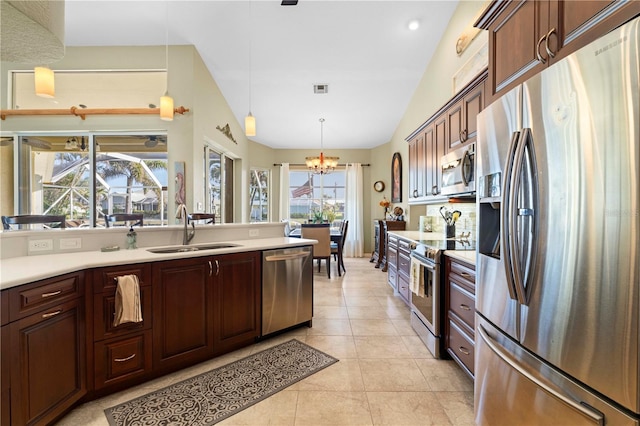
(477, 0, 640, 103)
(406, 72, 486, 204)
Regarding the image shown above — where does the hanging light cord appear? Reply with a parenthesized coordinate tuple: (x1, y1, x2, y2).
(165, 4, 169, 93)
(248, 0, 252, 114)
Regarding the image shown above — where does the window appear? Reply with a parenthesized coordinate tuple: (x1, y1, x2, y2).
(6, 133, 168, 227)
(204, 145, 234, 223)
(249, 168, 269, 222)
(288, 170, 345, 223)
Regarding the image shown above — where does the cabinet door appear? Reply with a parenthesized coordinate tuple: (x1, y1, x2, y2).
(10, 299, 86, 426)
(487, 0, 550, 100)
(1, 325, 10, 426)
(213, 252, 261, 354)
(408, 137, 419, 199)
(462, 82, 484, 146)
(152, 257, 213, 371)
(446, 100, 463, 153)
(432, 116, 447, 196)
(551, 0, 640, 63)
(424, 123, 436, 197)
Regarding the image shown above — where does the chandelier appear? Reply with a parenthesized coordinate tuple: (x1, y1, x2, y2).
(306, 118, 339, 175)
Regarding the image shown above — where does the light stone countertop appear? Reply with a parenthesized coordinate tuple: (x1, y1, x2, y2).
(387, 230, 476, 266)
(0, 237, 316, 290)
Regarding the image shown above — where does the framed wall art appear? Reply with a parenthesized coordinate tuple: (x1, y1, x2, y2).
(391, 152, 402, 203)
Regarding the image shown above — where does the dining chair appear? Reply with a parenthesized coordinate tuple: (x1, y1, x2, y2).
(189, 213, 215, 224)
(2, 215, 66, 230)
(104, 214, 144, 228)
(301, 224, 332, 278)
(331, 220, 349, 275)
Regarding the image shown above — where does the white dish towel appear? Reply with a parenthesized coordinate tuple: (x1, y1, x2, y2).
(113, 274, 143, 327)
(410, 257, 425, 297)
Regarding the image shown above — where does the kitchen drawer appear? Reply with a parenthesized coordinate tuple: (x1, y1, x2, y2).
(388, 235, 399, 249)
(448, 282, 475, 330)
(449, 258, 475, 290)
(397, 274, 411, 305)
(9, 272, 84, 321)
(387, 246, 398, 268)
(398, 238, 412, 255)
(93, 286, 152, 340)
(93, 264, 152, 293)
(94, 330, 152, 390)
(398, 252, 411, 279)
(447, 318, 474, 376)
(387, 264, 398, 290)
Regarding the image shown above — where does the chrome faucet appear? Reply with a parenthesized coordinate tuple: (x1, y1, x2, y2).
(176, 204, 195, 245)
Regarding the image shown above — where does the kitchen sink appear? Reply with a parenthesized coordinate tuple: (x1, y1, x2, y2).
(147, 243, 240, 254)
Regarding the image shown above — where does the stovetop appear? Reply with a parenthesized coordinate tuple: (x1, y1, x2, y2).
(412, 236, 476, 263)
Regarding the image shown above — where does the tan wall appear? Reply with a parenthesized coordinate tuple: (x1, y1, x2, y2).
(0, 1, 488, 253)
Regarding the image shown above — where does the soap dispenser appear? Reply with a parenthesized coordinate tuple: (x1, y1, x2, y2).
(126, 226, 137, 249)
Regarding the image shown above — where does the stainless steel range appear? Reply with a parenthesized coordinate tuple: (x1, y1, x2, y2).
(409, 237, 474, 358)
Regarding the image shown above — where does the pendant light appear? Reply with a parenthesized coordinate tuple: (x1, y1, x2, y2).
(34, 66, 55, 98)
(160, 4, 174, 121)
(245, 1, 256, 136)
(306, 118, 339, 175)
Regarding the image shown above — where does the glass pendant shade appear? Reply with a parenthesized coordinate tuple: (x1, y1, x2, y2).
(34, 66, 55, 98)
(160, 93, 174, 121)
(245, 112, 256, 136)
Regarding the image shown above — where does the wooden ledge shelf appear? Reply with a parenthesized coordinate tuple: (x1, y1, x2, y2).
(0, 106, 190, 120)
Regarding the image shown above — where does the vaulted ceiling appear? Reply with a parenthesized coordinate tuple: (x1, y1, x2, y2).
(62, 1, 459, 150)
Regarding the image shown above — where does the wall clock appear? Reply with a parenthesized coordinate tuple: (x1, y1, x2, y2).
(374, 181, 385, 192)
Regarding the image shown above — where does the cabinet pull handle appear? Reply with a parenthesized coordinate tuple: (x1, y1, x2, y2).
(545, 28, 556, 59)
(458, 346, 470, 355)
(460, 304, 471, 311)
(208, 261, 213, 277)
(536, 34, 547, 64)
(42, 309, 62, 319)
(215, 260, 220, 276)
(460, 272, 472, 278)
(41, 290, 62, 298)
(114, 353, 136, 362)
(432, 185, 439, 196)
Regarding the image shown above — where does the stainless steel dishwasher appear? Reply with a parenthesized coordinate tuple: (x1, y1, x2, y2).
(262, 246, 313, 336)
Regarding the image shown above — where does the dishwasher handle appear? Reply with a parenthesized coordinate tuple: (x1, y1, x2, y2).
(265, 252, 310, 262)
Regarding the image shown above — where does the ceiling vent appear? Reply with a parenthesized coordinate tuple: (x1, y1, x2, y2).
(314, 84, 329, 94)
(281, 0, 298, 5)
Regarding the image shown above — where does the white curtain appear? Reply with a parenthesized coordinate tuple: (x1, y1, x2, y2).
(279, 163, 290, 221)
(344, 163, 364, 258)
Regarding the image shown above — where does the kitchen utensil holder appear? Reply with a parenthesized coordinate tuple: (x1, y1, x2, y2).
(446, 224, 455, 238)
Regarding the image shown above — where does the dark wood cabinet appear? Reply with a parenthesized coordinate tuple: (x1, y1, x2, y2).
(7, 272, 86, 426)
(380, 221, 406, 272)
(152, 257, 214, 372)
(444, 256, 476, 379)
(213, 251, 261, 355)
(407, 72, 486, 202)
(446, 82, 484, 153)
(386, 235, 413, 306)
(477, 0, 640, 103)
(92, 264, 153, 392)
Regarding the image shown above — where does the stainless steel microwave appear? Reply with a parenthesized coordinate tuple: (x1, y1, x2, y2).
(441, 143, 475, 197)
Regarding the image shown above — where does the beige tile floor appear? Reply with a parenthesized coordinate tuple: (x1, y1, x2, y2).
(56, 256, 474, 426)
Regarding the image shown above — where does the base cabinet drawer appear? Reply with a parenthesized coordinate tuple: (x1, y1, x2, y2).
(94, 330, 152, 390)
(447, 319, 474, 376)
(397, 275, 411, 305)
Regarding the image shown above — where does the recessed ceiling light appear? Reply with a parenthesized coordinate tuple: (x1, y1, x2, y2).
(408, 20, 420, 31)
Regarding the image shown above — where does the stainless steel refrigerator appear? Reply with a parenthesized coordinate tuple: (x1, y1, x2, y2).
(475, 16, 639, 425)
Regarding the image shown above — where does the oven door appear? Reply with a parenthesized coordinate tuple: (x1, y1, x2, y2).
(410, 252, 442, 357)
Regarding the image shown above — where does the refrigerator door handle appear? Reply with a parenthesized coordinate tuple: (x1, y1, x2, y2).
(478, 325, 605, 426)
(501, 130, 521, 301)
(509, 128, 538, 305)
